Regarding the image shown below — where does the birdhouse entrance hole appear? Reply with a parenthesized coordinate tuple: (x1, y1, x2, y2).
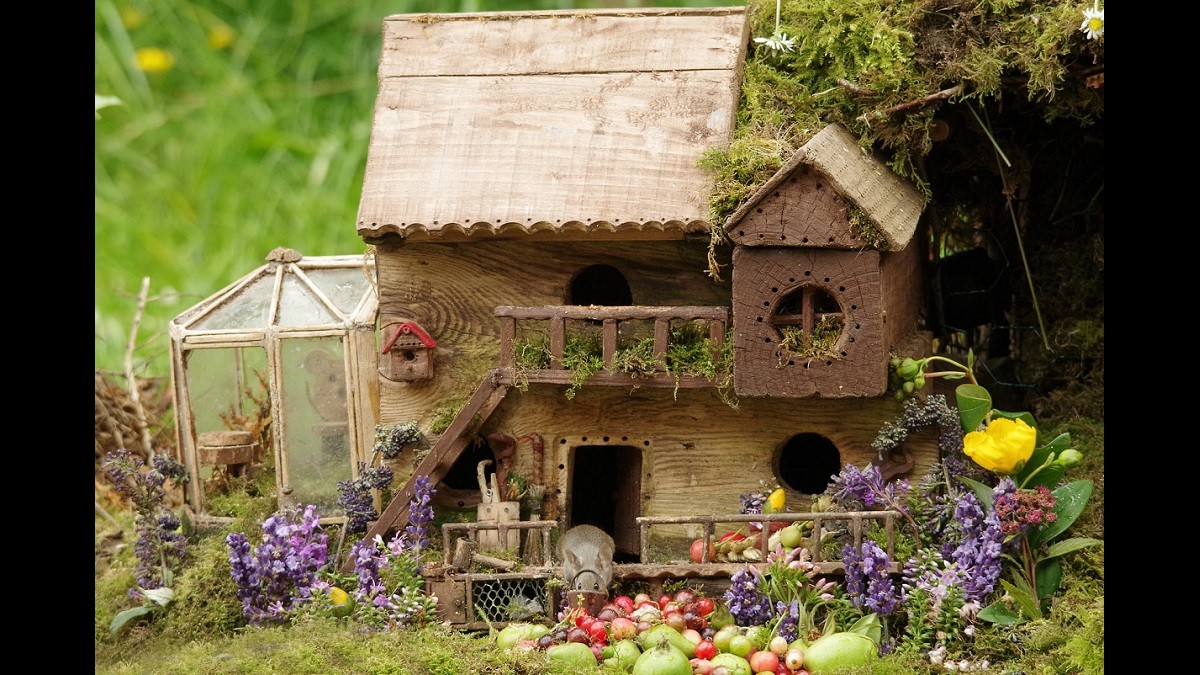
(772, 433, 842, 495)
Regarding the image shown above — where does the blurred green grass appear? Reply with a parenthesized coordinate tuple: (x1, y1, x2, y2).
(95, 0, 726, 380)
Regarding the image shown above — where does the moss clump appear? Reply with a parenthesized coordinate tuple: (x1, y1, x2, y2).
(429, 400, 467, 435)
(157, 531, 245, 642)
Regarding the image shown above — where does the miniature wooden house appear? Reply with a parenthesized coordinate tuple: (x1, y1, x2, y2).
(349, 7, 935, 574)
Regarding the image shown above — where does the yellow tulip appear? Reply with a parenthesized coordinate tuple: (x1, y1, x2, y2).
(962, 418, 1036, 474)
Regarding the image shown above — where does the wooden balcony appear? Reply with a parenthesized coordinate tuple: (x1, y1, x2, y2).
(494, 305, 730, 389)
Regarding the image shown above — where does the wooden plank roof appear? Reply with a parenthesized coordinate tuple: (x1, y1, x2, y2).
(723, 123, 928, 251)
(356, 7, 747, 243)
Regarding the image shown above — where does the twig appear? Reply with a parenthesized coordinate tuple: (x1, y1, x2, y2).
(96, 496, 124, 535)
(836, 78, 872, 96)
(123, 277, 157, 460)
(859, 84, 963, 121)
(972, 105, 1051, 351)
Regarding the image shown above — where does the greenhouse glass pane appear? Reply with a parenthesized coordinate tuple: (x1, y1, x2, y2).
(306, 267, 371, 317)
(278, 275, 337, 326)
(278, 336, 351, 515)
(185, 347, 269, 434)
(193, 274, 274, 330)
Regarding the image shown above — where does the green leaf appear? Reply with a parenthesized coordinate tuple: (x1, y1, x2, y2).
(955, 383, 992, 432)
(1044, 537, 1102, 560)
(991, 409, 1037, 429)
(966, 349, 976, 372)
(1031, 480, 1093, 547)
(110, 606, 154, 636)
(1001, 578, 1043, 620)
(846, 613, 882, 646)
(1035, 557, 1062, 600)
(1014, 433, 1072, 489)
(95, 94, 123, 120)
(977, 602, 1022, 625)
(957, 475, 995, 511)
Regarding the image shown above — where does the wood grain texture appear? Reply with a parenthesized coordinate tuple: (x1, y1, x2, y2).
(880, 240, 927, 349)
(359, 8, 748, 242)
(731, 247, 887, 397)
(357, 70, 738, 238)
(726, 167, 864, 249)
(380, 9, 747, 78)
(478, 385, 937, 545)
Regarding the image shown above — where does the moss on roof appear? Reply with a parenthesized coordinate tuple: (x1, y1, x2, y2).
(702, 0, 1104, 225)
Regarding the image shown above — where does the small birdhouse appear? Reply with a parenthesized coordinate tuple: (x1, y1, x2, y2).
(379, 318, 438, 382)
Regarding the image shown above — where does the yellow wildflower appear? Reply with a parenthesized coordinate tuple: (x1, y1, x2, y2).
(120, 6, 146, 30)
(135, 47, 174, 74)
(208, 24, 234, 51)
(962, 418, 1036, 474)
(765, 487, 786, 513)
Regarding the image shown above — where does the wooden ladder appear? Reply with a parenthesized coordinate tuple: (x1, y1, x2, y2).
(342, 370, 512, 573)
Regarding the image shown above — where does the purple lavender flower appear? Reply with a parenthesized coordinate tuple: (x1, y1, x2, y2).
(225, 504, 329, 625)
(336, 462, 395, 534)
(723, 565, 774, 626)
(402, 475, 437, 560)
(942, 491, 1004, 604)
(774, 600, 800, 642)
(830, 463, 911, 517)
(842, 541, 899, 616)
(102, 450, 188, 593)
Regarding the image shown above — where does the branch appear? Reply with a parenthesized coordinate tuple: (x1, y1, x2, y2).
(859, 84, 964, 122)
(123, 277, 157, 460)
(836, 78, 872, 96)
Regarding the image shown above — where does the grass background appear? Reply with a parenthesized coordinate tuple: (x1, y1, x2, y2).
(94, 0, 722, 380)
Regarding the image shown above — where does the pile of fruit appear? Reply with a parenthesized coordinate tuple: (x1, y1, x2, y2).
(690, 521, 812, 564)
(494, 587, 877, 674)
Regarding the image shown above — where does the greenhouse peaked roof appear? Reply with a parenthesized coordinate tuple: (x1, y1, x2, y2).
(172, 251, 377, 334)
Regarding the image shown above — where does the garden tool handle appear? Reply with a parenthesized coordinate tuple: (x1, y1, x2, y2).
(477, 459, 494, 503)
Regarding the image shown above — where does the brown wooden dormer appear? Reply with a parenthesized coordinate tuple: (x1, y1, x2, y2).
(725, 124, 928, 398)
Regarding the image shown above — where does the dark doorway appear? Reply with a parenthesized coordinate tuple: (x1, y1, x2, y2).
(570, 445, 641, 562)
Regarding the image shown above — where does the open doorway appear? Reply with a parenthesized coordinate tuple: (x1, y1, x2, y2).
(570, 444, 642, 562)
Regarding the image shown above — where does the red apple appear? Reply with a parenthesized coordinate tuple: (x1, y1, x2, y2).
(610, 617, 637, 641)
(748, 650, 780, 674)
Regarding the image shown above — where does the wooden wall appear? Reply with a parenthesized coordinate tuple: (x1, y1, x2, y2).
(373, 239, 938, 549)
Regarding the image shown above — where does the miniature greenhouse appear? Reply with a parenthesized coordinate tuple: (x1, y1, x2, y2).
(168, 248, 379, 525)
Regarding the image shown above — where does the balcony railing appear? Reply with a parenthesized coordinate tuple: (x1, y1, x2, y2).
(494, 305, 730, 388)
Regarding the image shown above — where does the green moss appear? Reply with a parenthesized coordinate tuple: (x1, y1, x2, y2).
(158, 532, 245, 642)
(429, 400, 467, 435)
(704, 0, 1104, 250)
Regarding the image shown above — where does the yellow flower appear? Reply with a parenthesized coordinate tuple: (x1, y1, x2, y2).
(135, 47, 174, 74)
(328, 586, 355, 618)
(962, 418, 1036, 474)
(208, 24, 234, 51)
(765, 487, 786, 513)
(120, 6, 146, 30)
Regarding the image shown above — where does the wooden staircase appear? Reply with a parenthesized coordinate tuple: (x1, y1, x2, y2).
(343, 369, 511, 572)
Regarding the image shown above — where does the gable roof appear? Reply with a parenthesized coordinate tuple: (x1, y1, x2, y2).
(723, 123, 927, 250)
(356, 7, 747, 243)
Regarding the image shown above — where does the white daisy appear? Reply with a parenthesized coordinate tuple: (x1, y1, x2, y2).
(1080, 4, 1104, 41)
(754, 31, 796, 55)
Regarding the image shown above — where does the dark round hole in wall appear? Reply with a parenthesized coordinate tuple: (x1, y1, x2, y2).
(773, 433, 841, 494)
(567, 264, 632, 306)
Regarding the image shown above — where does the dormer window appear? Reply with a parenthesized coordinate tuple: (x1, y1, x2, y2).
(770, 285, 845, 365)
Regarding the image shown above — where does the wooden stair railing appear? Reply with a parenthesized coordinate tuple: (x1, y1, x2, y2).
(343, 369, 511, 573)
